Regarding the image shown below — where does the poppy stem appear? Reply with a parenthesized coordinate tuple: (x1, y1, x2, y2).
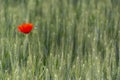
(23, 35, 29, 66)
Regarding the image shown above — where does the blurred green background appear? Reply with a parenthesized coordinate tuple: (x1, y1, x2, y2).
(0, 0, 120, 80)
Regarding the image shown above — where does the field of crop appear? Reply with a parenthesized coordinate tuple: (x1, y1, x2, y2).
(0, 0, 120, 80)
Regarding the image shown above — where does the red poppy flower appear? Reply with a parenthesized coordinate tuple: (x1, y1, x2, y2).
(18, 23, 33, 34)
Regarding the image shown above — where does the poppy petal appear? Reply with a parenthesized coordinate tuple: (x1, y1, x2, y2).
(18, 23, 33, 34)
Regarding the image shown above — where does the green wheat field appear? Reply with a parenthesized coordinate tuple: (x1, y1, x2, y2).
(0, 0, 120, 80)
